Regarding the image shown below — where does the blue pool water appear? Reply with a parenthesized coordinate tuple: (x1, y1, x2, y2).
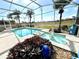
(40, 33, 68, 44)
(13, 28, 40, 37)
(13, 28, 68, 44)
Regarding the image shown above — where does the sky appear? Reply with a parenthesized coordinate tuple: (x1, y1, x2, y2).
(0, 0, 79, 22)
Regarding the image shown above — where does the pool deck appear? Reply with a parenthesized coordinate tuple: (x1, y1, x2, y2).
(59, 33, 79, 53)
(0, 32, 19, 59)
(0, 29, 79, 59)
(50, 33, 79, 53)
(42, 29, 79, 53)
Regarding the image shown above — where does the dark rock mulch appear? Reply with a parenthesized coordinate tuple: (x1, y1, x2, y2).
(6, 35, 72, 59)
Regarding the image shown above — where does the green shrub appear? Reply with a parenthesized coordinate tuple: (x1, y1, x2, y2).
(62, 25, 68, 31)
(0, 27, 5, 32)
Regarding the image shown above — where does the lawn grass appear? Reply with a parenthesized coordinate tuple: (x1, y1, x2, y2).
(34, 19, 74, 29)
(35, 25, 58, 29)
(0, 19, 74, 30)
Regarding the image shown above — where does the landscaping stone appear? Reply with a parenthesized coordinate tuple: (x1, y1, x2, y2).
(7, 35, 72, 59)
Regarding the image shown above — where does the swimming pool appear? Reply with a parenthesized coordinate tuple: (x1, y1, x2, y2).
(12, 28, 40, 37)
(12, 28, 68, 44)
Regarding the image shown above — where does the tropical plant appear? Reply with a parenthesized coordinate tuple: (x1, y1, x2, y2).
(26, 10, 34, 27)
(10, 20, 15, 24)
(7, 10, 21, 27)
(0, 27, 5, 32)
(62, 25, 68, 31)
(12, 10, 21, 27)
(7, 13, 13, 28)
(7, 13, 13, 19)
(14, 14, 20, 26)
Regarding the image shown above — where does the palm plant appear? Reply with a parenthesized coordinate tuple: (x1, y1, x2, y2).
(13, 10, 21, 27)
(7, 10, 21, 27)
(7, 13, 13, 19)
(26, 10, 34, 27)
(7, 13, 13, 28)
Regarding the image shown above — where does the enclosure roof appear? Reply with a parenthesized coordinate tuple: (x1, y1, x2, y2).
(0, 0, 79, 22)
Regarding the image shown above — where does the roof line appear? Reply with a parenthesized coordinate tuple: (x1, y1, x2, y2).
(3, 0, 31, 10)
(30, 0, 42, 7)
